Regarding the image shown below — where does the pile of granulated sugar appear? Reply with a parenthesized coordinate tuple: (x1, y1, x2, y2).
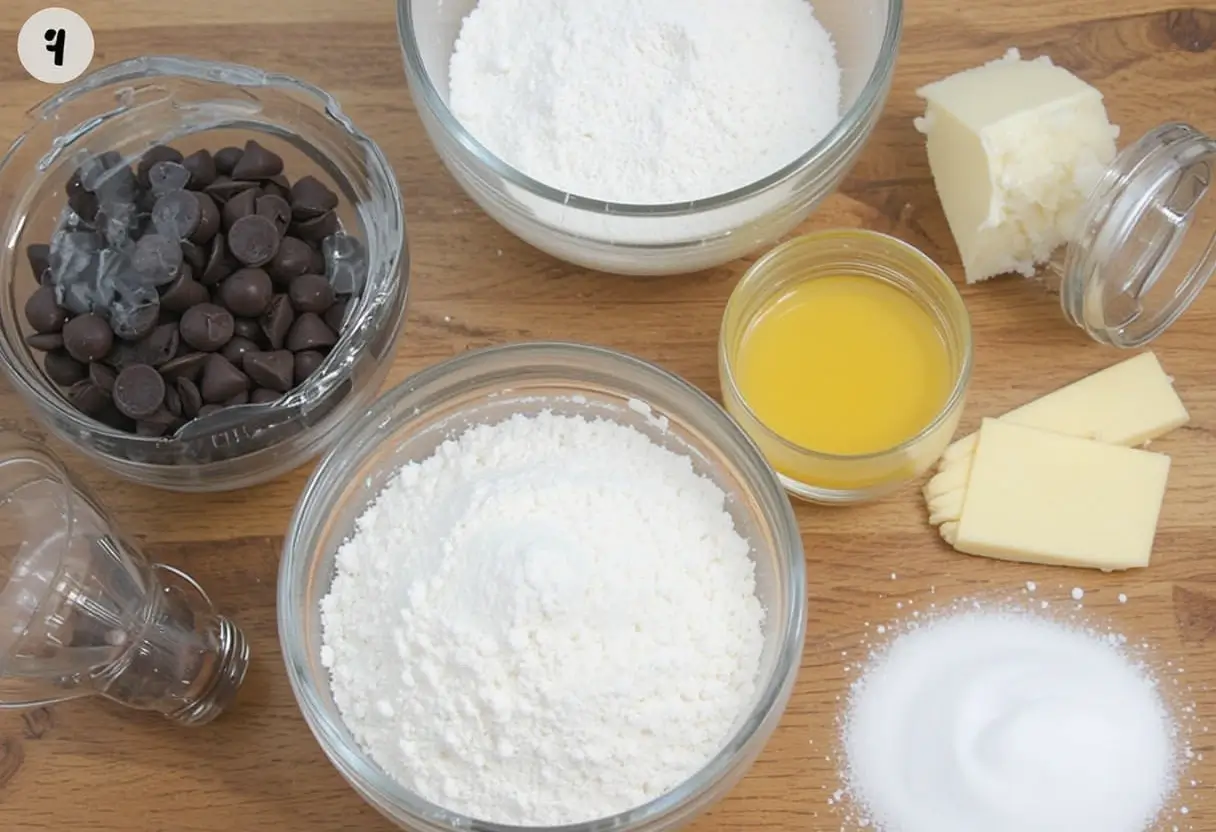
(319, 410, 765, 826)
(841, 606, 1182, 832)
(448, 0, 841, 204)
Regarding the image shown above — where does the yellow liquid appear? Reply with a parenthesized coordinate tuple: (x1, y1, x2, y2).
(735, 275, 952, 456)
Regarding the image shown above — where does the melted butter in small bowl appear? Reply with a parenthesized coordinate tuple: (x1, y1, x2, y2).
(718, 229, 973, 504)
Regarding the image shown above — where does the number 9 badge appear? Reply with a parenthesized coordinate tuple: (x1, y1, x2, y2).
(18, 7, 94, 85)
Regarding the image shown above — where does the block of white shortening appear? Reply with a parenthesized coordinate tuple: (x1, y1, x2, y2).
(915, 48, 1120, 283)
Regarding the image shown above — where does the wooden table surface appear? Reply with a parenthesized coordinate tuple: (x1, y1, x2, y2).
(2, 0, 1215, 829)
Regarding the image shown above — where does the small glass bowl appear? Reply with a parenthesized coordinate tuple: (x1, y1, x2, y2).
(279, 342, 806, 832)
(0, 57, 408, 492)
(397, 0, 902, 276)
(719, 230, 973, 504)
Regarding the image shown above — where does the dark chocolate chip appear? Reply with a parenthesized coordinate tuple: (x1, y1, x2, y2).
(323, 298, 349, 333)
(101, 341, 140, 371)
(50, 230, 102, 282)
(213, 147, 243, 177)
(67, 187, 99, 223)
(290, 176, 339, 221)
(260, 294, 295, 350)
(67, 379, 109, 416)
(175, 376, 203, 417)
(205, 177, 258, 204)
(152, 190, 201, 240)
(262, 175, 291, 202)
(109, 289, 160, 342)
(293, 349, 325, 384)
(197, 404, 224, 418)
(285, 312, 337, 353)
(164, 384, 182, 417)
(45, 350, 87, 386)
(159, 352, 208, 381)
(220, 335, 260, 366)
(308, 246, 326, 275)
(113, 364, 166, 419)
(201, 232, 230, 286)
(132, 234, 183, 286)
(192, 192, 221, 244)
(62, 314, 113, 363)
(232, 317, 264, 343)
(231, 140, 283, 181)
(218, 268, 273, 317)
(148, 161, 191, 195)
(95, 402, 134, 431)
(180, 303, 234, 352)
(27, 243, 51, 278)
(256, 194, 292, 237)
(291, 210, 340, 243)
(288, 273, 335, 314)
(25, 332, 64, 351)
(139, 323, 181, 367)
(225, 390, 250, 406)
(181, 150, 217, 190)
(88, 362, 117, 392)
(159, 272, 210, 313)
(181, 239, 206, 272)
(137, 146, 184, 188)
(135, 408, 175, 437)
(250, 388, 282, 405)
(200, 353, 251, 403)
(243, 349, 294, 392)
(228, 215, 280, 267)
(268, 236, 313, 285)
(221, 186, 258, 231)
(25, 285, 67, 333)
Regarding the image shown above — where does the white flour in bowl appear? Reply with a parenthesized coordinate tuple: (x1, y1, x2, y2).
(448, 0, 841, 205)
(319, 410, 765, 825)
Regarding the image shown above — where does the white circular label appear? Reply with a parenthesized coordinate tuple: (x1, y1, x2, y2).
(17, 8, 94, 85)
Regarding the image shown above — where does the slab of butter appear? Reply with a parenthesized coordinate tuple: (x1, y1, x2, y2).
(914, 48, 1119, 284)
(926, 352, 1186, 535)
(946, 352, 1189, 461)
(934, 419, 1170, 571)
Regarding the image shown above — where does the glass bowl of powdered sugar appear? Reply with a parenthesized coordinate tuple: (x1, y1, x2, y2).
(278, 341, 806, 831)
(396, 0, 901, 276)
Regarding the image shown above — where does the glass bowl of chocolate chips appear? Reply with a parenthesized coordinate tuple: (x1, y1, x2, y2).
(0, 57, 408, 491)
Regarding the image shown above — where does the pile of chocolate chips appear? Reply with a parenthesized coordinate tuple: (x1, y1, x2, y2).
(23, 139, 368, 438)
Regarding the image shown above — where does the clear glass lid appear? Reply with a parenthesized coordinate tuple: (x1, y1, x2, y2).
(1061, 122, 1216, 348)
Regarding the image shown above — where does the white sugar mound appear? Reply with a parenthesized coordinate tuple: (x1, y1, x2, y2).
(843, 610, 1178, 832)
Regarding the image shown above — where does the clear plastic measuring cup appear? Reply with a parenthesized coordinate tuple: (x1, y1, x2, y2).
(0, 431, 248, 725)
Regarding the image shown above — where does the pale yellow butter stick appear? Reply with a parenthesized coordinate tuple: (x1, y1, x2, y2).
(952, 351, 1189, 454)
(937, 419, 1170, 571)
(925, 351, 1187, 533)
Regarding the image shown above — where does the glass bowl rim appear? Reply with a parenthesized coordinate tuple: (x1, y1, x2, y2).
(0, 55, 407, 458)
(718, 228, 975, 463)
(278, 340, 808, 832)
(395, 0, 904, 217)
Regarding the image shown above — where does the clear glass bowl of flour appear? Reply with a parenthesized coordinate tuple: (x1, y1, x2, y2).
(396, 0, 902, 276)
(278, 342, 807, 831)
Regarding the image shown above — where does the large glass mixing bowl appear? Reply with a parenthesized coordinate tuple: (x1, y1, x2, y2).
(279, 342, 807, 831)
(397, 0, 902, 275)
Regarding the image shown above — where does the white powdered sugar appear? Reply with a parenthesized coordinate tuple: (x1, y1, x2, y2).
(448, 0, 841, 204)
(320, 410, 765, 826)
(842, 609, 1179, 832)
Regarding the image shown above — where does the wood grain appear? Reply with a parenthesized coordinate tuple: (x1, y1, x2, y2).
(1, 0, 1215, 829)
